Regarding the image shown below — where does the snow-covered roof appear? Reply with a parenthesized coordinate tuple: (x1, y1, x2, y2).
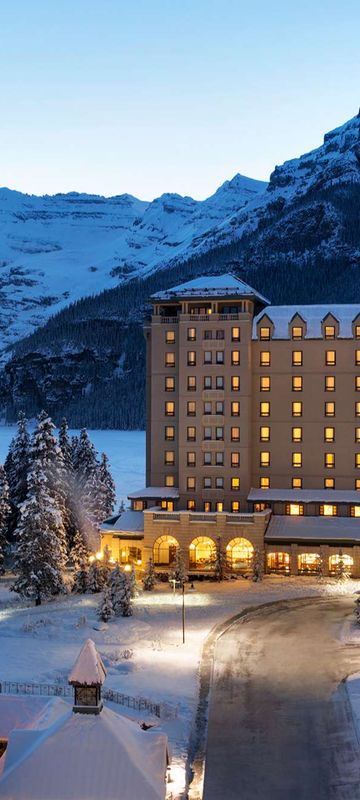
(152, 274, 270, 304)
(248, 488, 360, 504)
(128, 487, 179, 500)
(266, 515, 360, 543)
(0, 698, 168, 800)
(68, 639, 107, 686)
(100, 510, 145, 533)
(253, 304, 360, 339)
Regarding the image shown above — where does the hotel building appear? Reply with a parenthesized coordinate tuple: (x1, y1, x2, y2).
(101, 274, 360, 577)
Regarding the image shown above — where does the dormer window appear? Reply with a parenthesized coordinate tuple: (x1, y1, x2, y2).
(322, 314, 339, 340)
(292, 326, 303, 340)
(324, 325, 335, 340)
(260, 326, 271, 341)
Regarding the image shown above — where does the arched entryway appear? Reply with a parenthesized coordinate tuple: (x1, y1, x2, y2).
(153, 535, 179, 566)
(329, 553, 353, 576)
(226, 537, 254, 572)
(189, 536, 216, 570)
(266, 552, 290, 574)
(298, 553, 321, 575)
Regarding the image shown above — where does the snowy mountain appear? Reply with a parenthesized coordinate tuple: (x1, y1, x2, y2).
(0, 174, 265, 351)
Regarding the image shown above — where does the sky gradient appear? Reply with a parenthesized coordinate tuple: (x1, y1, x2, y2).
(0, 0, 359, 199)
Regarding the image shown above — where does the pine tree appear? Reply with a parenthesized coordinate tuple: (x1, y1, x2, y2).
(109, 563, 125, 615)
(335, 550, 349, 582)
(70, 528, 89, 570)
(87, 560, 105, 593)
(12, 459, 67, 603)
(170, 546, 187, 586)
(252, 547, 264, 582)
(5, 412, 30, 535)
(73, 560, 89, 593)
(98, 453, 116, 518)
(58, 418, 73, 472)
(30, 411, 69, 557)
(214, 537, 227, 582)
(128, 565, 137, 598)
(143, 556, 156, 591)
(0, 467, 11, 574)
(120, 572, 133, 617)
(72, 429, 98, 489)
(98, 583, 114, 622)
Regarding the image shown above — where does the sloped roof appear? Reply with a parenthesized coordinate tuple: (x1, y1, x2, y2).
(266, 515, 360, 542)
(248, 488, 360, 504)
(68, 639, 107, 687)
(253, 304, 360, 339)
(128, 487, 179, 500)
(100, 510, 145, 533)
(151, 274, 269, 304)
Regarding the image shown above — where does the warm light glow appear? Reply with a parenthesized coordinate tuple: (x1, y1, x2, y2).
(124, 564, 132, 572)
(96, 551, 103, 560)
(322, 504, 336, 516)
(89, 555, 95, 563)
(189, 543, 196, 550)
(137, 559, 142, 565)
(121, 550, 127, 558)
(353, 506, 360, 517)
(289, 503, 302, 516)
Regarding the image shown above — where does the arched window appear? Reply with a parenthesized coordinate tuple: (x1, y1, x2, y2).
(226, 538, 254, 572)
(267, 552, 290, 574)
(189, 537, 216, 570)
(298, 553, 320, 574)
(153, 535, 179, 566)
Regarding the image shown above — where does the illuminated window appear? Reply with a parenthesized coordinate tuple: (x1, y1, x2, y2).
(187, 499, 196, 511)
(286, 503, 304, 515)
(187, 327, 196, 341)
(165, 475, 175, 487)
(356, 454, 360, 469)
(324, 325, 336, 339)
(133, 500, 145, 511)
(292, 351, 303, 366)
(165, 352, 175, 367)
(165, 330, 175, 343)
(260, 376, 271, 392)
(187, 376, 196, 391)
(260, 451, 270, 467)
(356, 326, 360, 340)
(356, 377, 360, 391)
(187, 426, 196, 441)
(356, 479, 360, 490)
(189, 536, 216, 568)
(325, 376, 335, 392)
(356, 402, 360, 418)
(164, 450, 175, 465)
(292, 477, 302, 488)
(216, 351, 224, 364)
(232, 351, 240, 366)
(231, 452, 240, 467)
(216, 501, 224, 512)
(254, 502, 268, 511)
(292, 452, 302, 468)
(204, 501, 212, 513)
(320, 504, 337, 516)
(187, 401, 196, 416)
(356, 428, 360, 443)
(351, 506, 360, 517)
(260, 426, 270, 442)
(267, 552, 290, 574)
(231, 477, 240, 490)
(204, 351, 212, 364)
(165, 376, 175, 392)
(160, 499, 174, 511)
(292, 326, 303, 340)
(324, 427, 335, 442)
(187, 452, 196, 466)
(231, 501, 240, 512)
(326, 350, 336, 366)
(292, 401, 302, 417)
(324, 478, 335, 489)
(356, 350, 360, 366)
(260, 351, 270, 366)
(231, 427, 240, 441)
(226, 537, 254, 571)
(187, 351, 196, 366)
(231, 376, 240, 392)
(329, 553, 353, 574)
(298, 553, 321, 574)
(165, 426, 175, 441)
(292, 376, 303, 392)
(165, 401, 175, 416)
(187, 476, 196, 490)
(231, 401, 240, 416)
(325, 452, 335, 468)
(292, 427, 302, 442)
(325, 402, 335, 417)
(260, 476, 270, 488)
(260, 402, 270, 417)
(232, 327, 240, 341)
(260, 326, 271, 341)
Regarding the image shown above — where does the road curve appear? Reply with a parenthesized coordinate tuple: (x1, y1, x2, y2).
(203, 596, 360, 800)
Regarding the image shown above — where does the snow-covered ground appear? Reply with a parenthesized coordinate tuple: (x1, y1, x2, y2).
(0, 426, 145, 508)
(0, 575, 358, 798)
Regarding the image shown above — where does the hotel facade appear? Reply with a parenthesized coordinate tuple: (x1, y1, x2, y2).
(101, 274, 360, 578)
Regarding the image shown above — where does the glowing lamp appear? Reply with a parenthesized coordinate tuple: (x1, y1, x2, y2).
(89, 555, 95, 563)
(124, 564, 132, 572)
(137, 559, 142, 565)
(96, 551, 103, 560)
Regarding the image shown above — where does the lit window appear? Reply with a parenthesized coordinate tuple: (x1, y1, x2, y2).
(355, 428, 360, 443)
(164, 450, 175, 465)
(231, 427, 240, 441)
(260, 426, 270, 442)
(292, 427, 302, 442)
(232, 351, 240, 366)
(326, 350, 336, 366)
(215, 452, 224, 466)
(216, 351, 224, 364)
(187, 401, 196, 416)
(187, 327, 196, 341)
(260, 451, 270, 467)
(203, 477, 211, 488)
(254, 502, 268, 511)
(231, 452, 240, 467)
(324, 478, 334, 489)
(231, 501, 240, 512)
(187, 499, 196, 511)
(292, 452, 302, 468)
(231, 401, 240, 416)
(260, 351, 270, 367)
(187, 476, 196, 490)
(320, 504, 337, 516)
(187, 376, 196, 391)
(260, 402, 270, 417)
(356, 326, 360, 340)
(133, 500, 145, 511)
(260, 477, 270, 488)
(187, 351, 196, 366)
(356, 479, 360, 490)
(292, 351, 303, 366)
(292, 477, 302, 488)
(325, 376, 335, 392)
(232, 327, 240, 341)
(356, 350, 360, 366)
(351, 506, 360, 517)
(324, 427, 335, 442)
(260, 376, 271, 392)
(286, 503, 304, 516)
(356, 454, 360, 469)
(325, 402, 335, 417)
(292, 401, 302, 417)
(165, 401, 175, 416)
(187, 426, 196, 441)
(356, 402, 360, 418)
(165, 426, 175, 441)
(232, 376, 240, 392)
(356, 377, 360, 391)
(165, 475, 175, 487)
(165, 376, 175, 392)
(187, 452, 196, 466)
(325, 452, 335, 468)
(292, 326, 303, 340)
(204, 351, 212, 364)
(260, 326, 271, 341)
(231, 477, 240, 490)
(204, 501, 212, 513)
(165, 352, 175, 367)
(216, 502, 224, 512)
(292, 376, 303, 392)
(165, 330, 175, 343)
(324, 325, 335, 339)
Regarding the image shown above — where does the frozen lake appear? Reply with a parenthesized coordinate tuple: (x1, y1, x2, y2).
(0, 426, 146, 509)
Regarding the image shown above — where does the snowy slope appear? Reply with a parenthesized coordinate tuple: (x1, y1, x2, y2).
(0, 175, 265, 351)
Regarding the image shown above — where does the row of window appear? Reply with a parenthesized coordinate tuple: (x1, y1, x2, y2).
(258, 375, 360, 392)
(259, 324, 360, 341)
(283, 503, 360, 517)
(259, 476, 360, 490)
(166, 350, 241, 367)
(166, 327, 241, 343)
(165, 447, 241, 466)
(259, 401, 360, 417)
(165, 399, 360, 418)
(259, 350, 360, 367)
(259, 426, 360, 442)
(165, 424, 360, 444)
(258, 451, 360, 469)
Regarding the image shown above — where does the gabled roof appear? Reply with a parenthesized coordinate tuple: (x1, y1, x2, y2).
(253, 304, 360, 339)
(100, 510, 145, 533)
(151, 274, 270, 304)
(68, 639, 107, 687)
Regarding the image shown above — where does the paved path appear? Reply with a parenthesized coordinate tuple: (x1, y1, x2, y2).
(203, 597, 360, 800)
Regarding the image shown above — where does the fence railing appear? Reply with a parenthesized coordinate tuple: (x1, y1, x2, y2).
(0, 681, 177, 720)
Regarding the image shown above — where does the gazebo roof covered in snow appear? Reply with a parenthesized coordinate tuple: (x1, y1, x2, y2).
(68, 638, 107, 687)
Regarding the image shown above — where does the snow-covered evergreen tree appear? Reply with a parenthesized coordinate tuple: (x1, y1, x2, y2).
(214, 537, 227, 582)
(335, 550, 349, 582)
(128, 565, 137, 598)
(120, 572, 133, 617)
(12, 459, 67, 603)
(109, 563, 124, 615)
(5, 412, 30, 535)
(70, 528, 89, 570)
(252, 547, 264, 582)
(0, 466, 10, 574)
(87, 560, 105, 593)
(170, 546, 187, 586)
(98, 453, 116, 518)
(72, 429, 98, 489)
(30, 411, 69, 556)
(98, 583, 114, 622)
(58, 418, 73, 472)
(143, 556, 156, 591)
(73, 560, 89, 593)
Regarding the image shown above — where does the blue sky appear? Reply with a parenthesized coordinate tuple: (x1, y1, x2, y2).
(0, 0, 359, 199)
